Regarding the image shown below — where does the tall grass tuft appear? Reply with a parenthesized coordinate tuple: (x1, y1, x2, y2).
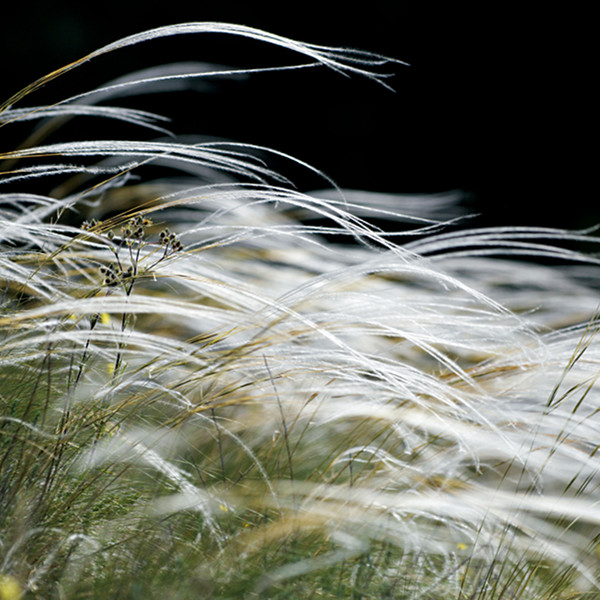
(1, 23, 599, 599)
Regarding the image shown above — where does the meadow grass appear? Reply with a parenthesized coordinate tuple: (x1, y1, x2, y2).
(1, 23, 600, 599)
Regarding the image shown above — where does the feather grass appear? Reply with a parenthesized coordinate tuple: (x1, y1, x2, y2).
(1, 22, 599, 599)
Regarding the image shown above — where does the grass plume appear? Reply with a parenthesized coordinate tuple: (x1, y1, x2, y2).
(1, 22, 599, 599)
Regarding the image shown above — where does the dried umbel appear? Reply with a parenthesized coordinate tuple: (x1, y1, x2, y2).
(1, 22, 599, 600)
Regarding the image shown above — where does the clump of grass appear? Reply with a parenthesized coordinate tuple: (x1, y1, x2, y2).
(1, 22, 600, 599)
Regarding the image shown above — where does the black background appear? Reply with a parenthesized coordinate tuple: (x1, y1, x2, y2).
(2, 3, 595, 229)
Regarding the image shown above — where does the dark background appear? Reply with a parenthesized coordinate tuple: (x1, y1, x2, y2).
(2, 3, 595, 229)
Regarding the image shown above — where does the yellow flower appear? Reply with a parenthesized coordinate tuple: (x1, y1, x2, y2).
(0, 575, 22, 600)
